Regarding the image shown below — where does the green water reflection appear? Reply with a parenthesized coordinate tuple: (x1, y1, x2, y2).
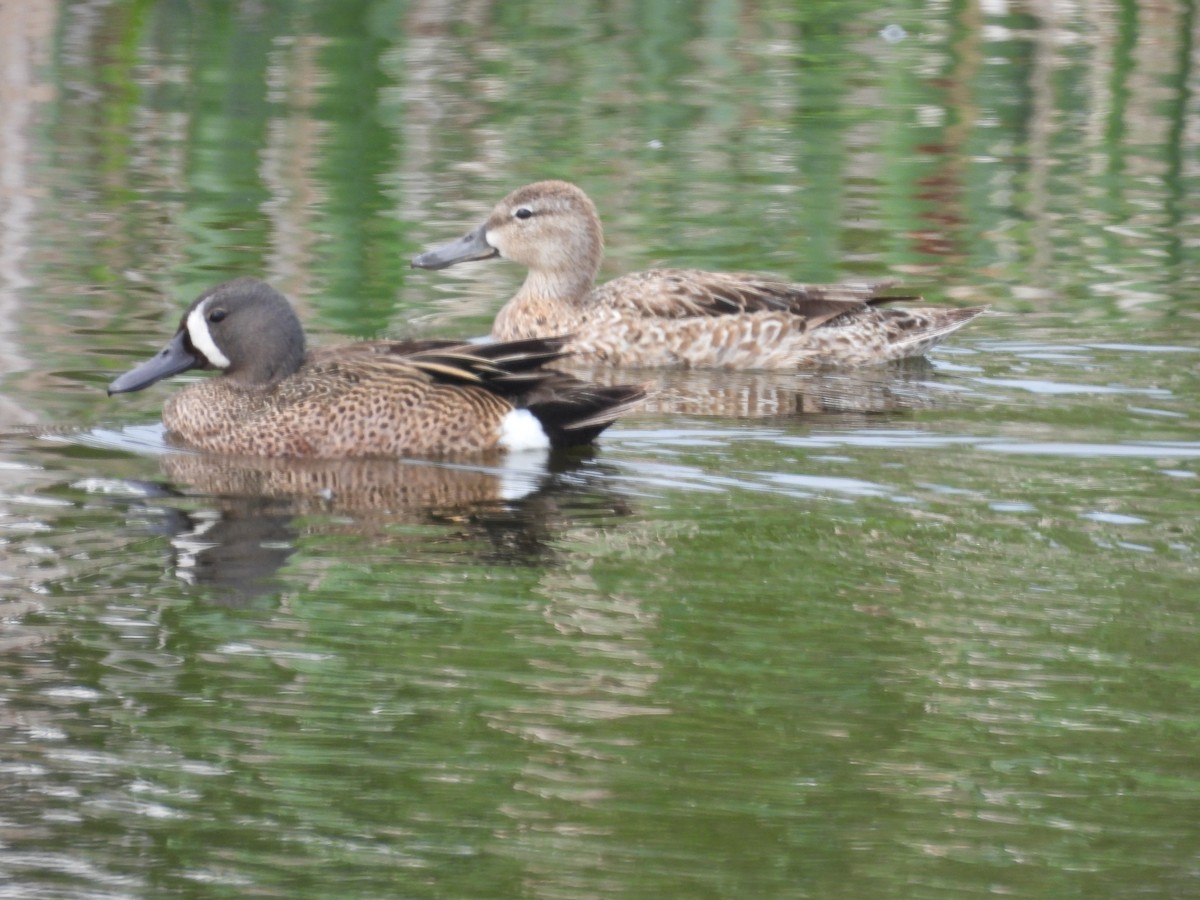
(1, 0, 1198, 897)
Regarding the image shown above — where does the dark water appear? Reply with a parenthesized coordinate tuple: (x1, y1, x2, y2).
(1, 1, 1198, 897)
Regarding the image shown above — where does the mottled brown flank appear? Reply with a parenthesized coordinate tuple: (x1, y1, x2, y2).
(431, 180, 987, 369)
(164, 353, 511, 457)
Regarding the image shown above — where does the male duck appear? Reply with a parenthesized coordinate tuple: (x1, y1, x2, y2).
(412, 180, 987, 369)
(108, 278, 645, 458)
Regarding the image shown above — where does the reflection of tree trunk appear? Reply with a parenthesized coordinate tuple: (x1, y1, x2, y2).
(0, 2, 55, 594)
(0, 2, 56, 426)
(1160, 0, 1194, 274)
(262, 34, 328, 305)
(909, 2, 983, 269)
(1027, 2, 1055, 284)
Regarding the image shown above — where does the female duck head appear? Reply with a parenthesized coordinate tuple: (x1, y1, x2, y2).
(412, 180, 605, 286)
(107, 278, 306, 395)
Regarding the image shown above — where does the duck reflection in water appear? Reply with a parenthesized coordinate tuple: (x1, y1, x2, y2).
(559, 353, 962, 421)
(136, 450, 633, 604)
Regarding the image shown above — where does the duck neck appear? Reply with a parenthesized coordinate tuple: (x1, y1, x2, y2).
(495, 267, 596, 340)
(517, 266, 597, 307)
(228, 324, 306, 386)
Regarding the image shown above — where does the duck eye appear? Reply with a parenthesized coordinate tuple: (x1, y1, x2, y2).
(514, 207, 533, 220)
(208, 308, 228, 323)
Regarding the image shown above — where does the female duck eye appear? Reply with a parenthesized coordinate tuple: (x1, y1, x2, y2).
(208, 308, 228, 323)
(514, 207, 533, 220)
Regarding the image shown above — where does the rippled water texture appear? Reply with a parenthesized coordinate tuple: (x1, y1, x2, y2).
(1, 2, 1198, 897)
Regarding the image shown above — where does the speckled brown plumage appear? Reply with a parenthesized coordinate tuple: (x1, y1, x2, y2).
(412, 180, 987, 369)
(161, 351, 509, 457)
(108, 278, 645, 458)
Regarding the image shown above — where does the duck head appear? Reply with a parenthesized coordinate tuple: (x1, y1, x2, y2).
(108, 278, 306, 395)
(412, 180, 605, 289)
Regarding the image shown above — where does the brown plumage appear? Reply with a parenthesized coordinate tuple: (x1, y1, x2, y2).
(107, 278, 645, 458)
(412, 180, 987, 369)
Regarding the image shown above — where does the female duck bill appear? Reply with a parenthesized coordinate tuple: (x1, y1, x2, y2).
(411, 224, 498, 270)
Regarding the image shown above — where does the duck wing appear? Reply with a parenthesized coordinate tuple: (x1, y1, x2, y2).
(307, 336, 574, 385)
(598, 269, 918, 330)
(395, 336, 574, 387)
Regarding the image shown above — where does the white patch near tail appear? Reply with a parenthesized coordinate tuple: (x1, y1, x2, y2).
(498, 408, 551, 451)
(186, 300, 232, 368)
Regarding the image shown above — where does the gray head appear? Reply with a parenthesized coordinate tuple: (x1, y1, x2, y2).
(107, 278, 306, 395)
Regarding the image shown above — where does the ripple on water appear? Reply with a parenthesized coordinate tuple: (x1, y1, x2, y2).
(972, 377, 1172, 397)
(48, 423, 171, 455)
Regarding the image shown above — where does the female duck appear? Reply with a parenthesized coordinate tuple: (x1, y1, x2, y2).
(108, 278, 645, 458)
(413, 180, 986, 369)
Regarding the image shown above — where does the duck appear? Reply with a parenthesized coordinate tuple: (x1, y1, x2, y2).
(412, 180, 987, 369)
(107, 278, 645, 458)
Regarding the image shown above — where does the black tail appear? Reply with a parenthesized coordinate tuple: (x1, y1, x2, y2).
(523, 381, 647, 448)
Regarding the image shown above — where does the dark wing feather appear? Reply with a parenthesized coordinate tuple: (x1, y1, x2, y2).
(319, 336, 575, 387)
(603, 269, 916, 329)
(401, 336, 573, 387)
